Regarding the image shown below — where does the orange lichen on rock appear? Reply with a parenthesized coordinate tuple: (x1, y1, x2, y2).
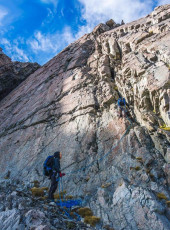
(166, 201, 170, 207)
(156, 193, 168, 200)
(65, 195, 73, 199)
(84, 216, 100, 227)
(41, 187, 48, 190)
(78, 207, 93, 217)
(130, 166, 141, 171)
(30, 187, 45, 197)
(101, 183, 111, 188)
(159, 124, 170, 131)
(136, 157, 143, 162)
(54, 194, 63, 199)
(31, 180, 40, 188)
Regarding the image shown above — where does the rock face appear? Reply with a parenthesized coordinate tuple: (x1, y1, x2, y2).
(0, 4, 170, 230)
(0, 179, 92, 230)
(0, 47, 40, 101)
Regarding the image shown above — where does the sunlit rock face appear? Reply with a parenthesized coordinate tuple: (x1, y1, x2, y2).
(0, 47, 40, 101)
(0, 4, 170, 230)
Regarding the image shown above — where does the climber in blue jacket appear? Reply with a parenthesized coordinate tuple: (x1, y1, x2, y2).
(44, 151, 65, 200)
(117, 97, 126, 118)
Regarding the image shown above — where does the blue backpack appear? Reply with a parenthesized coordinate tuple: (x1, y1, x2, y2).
(43, 156, 53, 176)
(118, 98, 126, 106)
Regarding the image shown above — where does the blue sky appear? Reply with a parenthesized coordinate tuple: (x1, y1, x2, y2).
(0, 0, 169, 65)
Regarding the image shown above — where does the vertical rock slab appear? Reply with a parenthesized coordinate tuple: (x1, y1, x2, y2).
(0, 4, 170, 230)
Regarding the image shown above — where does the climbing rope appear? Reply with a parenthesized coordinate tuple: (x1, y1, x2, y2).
(56, 176, 82, 221)
(40, 105, 133, 177)
(46, 105, 133, 222)
(55, 106, 133, 221)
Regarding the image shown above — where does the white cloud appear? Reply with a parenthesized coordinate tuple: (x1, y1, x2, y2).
(157, 0, 170, 5)
(77, 0, 154, 34)
(75, 24, 94, 39)
(1, 38, 29, 62)
(62, 27, 75, 44)
(1, 38, 10, 45)
(13, 47, 29, 62)
(2, 0, 162, 65)
(42, 8, 55, 26)
(27, 0, 155, 64)
(29, 31, 54, 52)
(0, 8, 8, 26)
(28, 27, 75, 54)
(27, 27, 76, 64)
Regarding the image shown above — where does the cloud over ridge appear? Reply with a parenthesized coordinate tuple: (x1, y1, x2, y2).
(0, 0, 168, 64)
(0, 7, 8, 26)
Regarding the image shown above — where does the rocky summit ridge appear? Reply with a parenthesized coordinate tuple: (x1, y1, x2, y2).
(0, 4, 170, 230)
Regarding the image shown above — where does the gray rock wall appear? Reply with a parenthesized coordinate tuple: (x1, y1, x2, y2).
(0, 4, 169, 230)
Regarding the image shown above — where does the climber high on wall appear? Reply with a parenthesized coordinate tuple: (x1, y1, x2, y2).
(117, 96, 127, 118)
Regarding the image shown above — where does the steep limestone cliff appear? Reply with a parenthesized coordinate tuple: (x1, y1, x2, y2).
(0, 48, 40, 101)
(0, 4, 170, 230)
